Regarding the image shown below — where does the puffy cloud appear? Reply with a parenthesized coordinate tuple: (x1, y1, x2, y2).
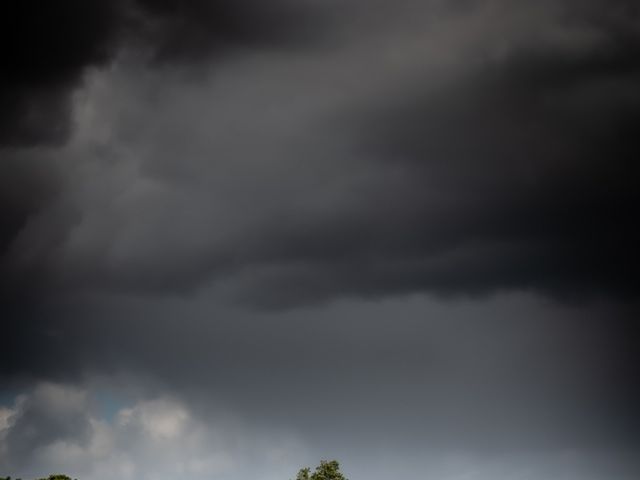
(0, 383, 307, 480)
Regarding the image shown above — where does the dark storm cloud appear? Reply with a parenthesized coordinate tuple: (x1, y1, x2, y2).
(346, 52, 640, 301)
(220, 0, 640, 306)
(0, 0, 319, 147)
(1, 1, 119, 146)
(0, 0, 322, 303)
(0, 158, 58, 260)
(2, 0, 639, 310)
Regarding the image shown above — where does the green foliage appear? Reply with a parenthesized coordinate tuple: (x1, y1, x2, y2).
(1, 475, 68, 480)
(4, 464, 346, 480)
(295, 460, 347, 480)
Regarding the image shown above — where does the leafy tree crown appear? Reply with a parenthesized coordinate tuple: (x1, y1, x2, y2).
(295, 460, 347, 480)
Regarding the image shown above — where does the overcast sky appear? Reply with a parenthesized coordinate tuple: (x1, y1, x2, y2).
(1, 1, 639, 479)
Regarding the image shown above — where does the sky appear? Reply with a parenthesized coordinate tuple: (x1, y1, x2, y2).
(1, 1, 639, 479)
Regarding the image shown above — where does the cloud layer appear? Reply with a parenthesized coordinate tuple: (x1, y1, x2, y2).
(2, 0, 639, 309)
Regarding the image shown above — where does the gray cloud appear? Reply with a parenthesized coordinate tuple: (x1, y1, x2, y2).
(0, 0, 322, 147)
(2, 384, 93, 466)
(3, 0, 638, 307)
(1, 295, 639, 479)
(3, 293, 638, 449)
(0, 383, 306, 480)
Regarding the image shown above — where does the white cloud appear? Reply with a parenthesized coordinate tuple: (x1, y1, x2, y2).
(0, 407, 14, 431)
(116, 398, 189, 441)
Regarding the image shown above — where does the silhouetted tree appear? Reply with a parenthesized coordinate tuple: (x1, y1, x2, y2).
(37, 475, 72, 480)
